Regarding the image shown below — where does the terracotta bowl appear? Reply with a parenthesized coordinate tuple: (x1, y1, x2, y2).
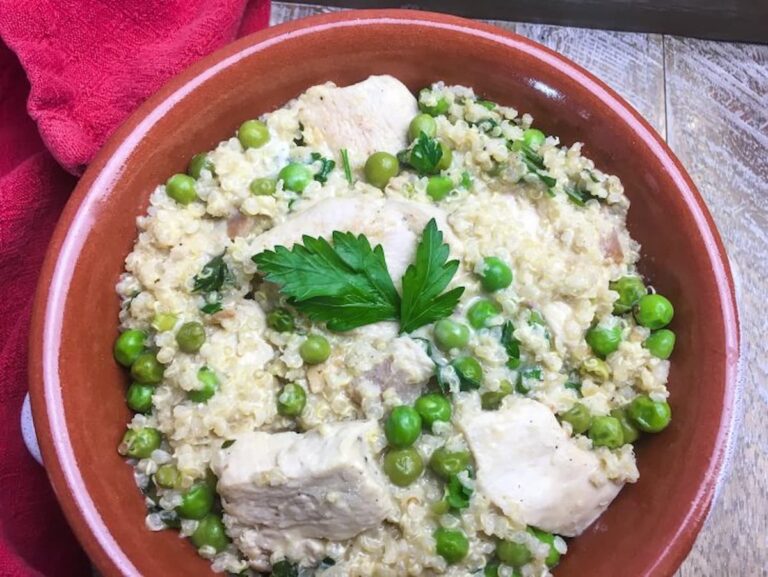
(29, 10, 739, 577)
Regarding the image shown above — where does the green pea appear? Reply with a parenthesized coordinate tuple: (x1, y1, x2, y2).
(419, 90, 449, 116)
(483, 563, 500, 577)
(364, 152, 399, 189)
(433, 319, 470, 351)
(299, 335, 330, 365)
(119, 428, 161, 459)
(634, 294, 674, 329)
(130, 353, 164, 384)
(522, 128, 546, 149)
(628, 395, 671, 433)
(434, 528, 469, 564)
(151, 313, 178, 332)
(480, 380, 513, 410)
(176, 321, 206, 353)
(385, 406, 422, 448)
(467, 298, 501, 329)
(588, 416, 625, 448)
(177, 482, 214, 520)
(126, 382, 154, 413)
(237, 119, 270, 149)
(644, 329, 676, 359)
(426, 175, 453, 201)
(408, 113, 438, 140)
(279, 163, 313, 193)
(530, 527, 560, 567)
(166, 173, 197, 205)
(189, 367, 219, 403)
(250, 177, 277, 196)
(585, 324, 622, 358)
(383, 448, 424, 486)
(277, 383, 307, 417)
(154, 464, 180, 489)
(610, 407, 640, 444)
(191, 514, 230, 552)
(496, 539, 532, 567)
(610, 276, 646, 314)
(188, 153, 214, 179)
(560, 402, 592, 435)
(479, 257, 513, 292)
(267, 308, 295, 332)
(114, 329, 146, 367)
(414, 394, 452, 428)
(437, 141, 452, 171)
(451, 356, 484, 390)
(429, 448, 470, 479)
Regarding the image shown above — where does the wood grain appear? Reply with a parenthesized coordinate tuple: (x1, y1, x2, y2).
(270, 4, 767, 573)
(664, 36, 768, 577)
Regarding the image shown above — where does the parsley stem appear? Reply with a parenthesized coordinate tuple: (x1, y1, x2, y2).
(341, 148, 353, 184)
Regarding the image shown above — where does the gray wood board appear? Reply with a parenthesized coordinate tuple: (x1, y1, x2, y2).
(271, 4, 768, 573)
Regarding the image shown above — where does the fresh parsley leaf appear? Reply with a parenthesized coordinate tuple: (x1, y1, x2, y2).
(310, 152, 335, 184)
(501, 320, 521, 369)
(401, 132, 443, 175)
(340, 148, 353, 184)
(192, 253, 234, 294)
(252, 232, 400, 331)
(399, 219, 464, 333)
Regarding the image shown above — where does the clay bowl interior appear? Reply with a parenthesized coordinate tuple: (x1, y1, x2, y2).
(29, 10, 739, 577)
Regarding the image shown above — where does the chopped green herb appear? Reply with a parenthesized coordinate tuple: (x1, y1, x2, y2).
(318, 557, 336, 570)
(192, 253, 234, 294)
(565, 380, 583, 396)
(271, 560, 298, 577)
(400, 219, 464, 333)
(200, 293, 223, 314)
(460, 170, 473, 190)
(516, 365, 543, 394)
(444, 474, 473, 510)
(310, 152, 335, 184)
(340, 148, 353, 184)
(221, 439, 235, 448)
(293, 123, 305, 146)
(501, 320, 521, 369)
(511, 141, 557, 193)
(478, 99, 496, 110)
(475, 118, 499, 134)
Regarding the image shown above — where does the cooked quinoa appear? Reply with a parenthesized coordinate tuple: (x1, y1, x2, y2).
(114, 76, 675, 576)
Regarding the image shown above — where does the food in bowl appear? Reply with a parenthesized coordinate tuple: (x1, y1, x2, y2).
(112, 75, 677, 576)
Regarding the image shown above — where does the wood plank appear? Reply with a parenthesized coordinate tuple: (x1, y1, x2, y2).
(664, 36, 768, 577)
(270, 1, 341, 25)
(516, 23, 667, 137)
(277, 0, 768, 43)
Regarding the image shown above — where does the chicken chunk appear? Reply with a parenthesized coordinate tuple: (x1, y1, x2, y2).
(458, 398, 624, 536)
(213, 421, 394, 549)
(248, 196, 463, 286)
(297, 75, 418, 156)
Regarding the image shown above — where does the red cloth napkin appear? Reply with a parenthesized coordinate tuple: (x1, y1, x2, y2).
(0, 1, 270, 574)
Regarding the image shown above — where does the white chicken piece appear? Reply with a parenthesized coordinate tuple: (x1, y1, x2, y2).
(213, 421, 394, 550)
(458, 398, 624, 537)
(248, 196, 463, 287)
(297, 75, 418, 156)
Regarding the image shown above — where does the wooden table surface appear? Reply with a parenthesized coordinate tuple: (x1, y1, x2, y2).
(270, 4, 768, 574)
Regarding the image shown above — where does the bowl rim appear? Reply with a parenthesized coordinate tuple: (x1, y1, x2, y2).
(28, 9, 740, 577)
